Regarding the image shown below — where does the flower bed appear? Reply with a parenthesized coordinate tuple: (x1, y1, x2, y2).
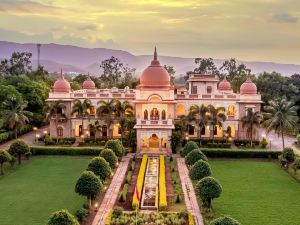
(159, 155, 167, 210)
(132, 154, 148, 209)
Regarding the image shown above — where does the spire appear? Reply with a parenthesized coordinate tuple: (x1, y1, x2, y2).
(87, 72, 91, 79)
(154, 46, 157, 60)
(60, 68, 63, 79)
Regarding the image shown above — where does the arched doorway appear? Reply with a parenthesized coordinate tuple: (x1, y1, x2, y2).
(149, 134, 159, 150)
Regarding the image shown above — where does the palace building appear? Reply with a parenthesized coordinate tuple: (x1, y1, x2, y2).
(47, 48, 262, 153)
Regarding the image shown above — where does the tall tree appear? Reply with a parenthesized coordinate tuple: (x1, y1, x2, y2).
(207, 105, 226, 143)
(193, 58, 219, 75)
(45, 101, 66, 140)
(114, 100, 134, 140)
(262, 99, 299, 148)
(97, 99, 117, 138)
(72, 99, 92, 134)
(219, 58, 249, 80)
(189, 104, 209, 145)
(164, 65, 176, 84)
(1, 96, 32, 138)
(0, 52, 32, 76)
(241, 108, 263, 146)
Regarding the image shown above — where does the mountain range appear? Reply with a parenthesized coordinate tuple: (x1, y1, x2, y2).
(0, 41, 299, 77)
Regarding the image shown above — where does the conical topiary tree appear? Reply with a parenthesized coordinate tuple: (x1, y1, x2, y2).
(185, 149, 208, 166)
(99, 148, 118, 169)
(75, 171, 102, 207)
(189, 160, 212, 180)
(87, 157, 112, 181)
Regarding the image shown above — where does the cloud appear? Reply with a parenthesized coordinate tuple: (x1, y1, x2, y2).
(271, 13, 299, 23)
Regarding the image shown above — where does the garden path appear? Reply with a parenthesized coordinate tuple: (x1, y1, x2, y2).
(92, 154, 131, 225)
(177, 157, 204, 225)
(0, 126, 49, 150)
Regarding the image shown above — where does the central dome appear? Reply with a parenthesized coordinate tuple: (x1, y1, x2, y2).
(139, 47, 171, 88)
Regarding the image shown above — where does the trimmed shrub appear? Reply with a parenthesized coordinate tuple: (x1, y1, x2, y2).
(159, 155, 167, 210)
(200, 149, 280, 159)
(112, 207, 123, 218)
(9, 156, 16, 167)
(8, 140, 30, 165)
(47, 209, 79, 225)
(75, 208, 89, 222)
(100, 148, 118, 169)
(105, 140, 124, 158)
(185, 149, 208, 166)
(87, 157, 112, 181)
(132, 154, 148, 209)
(195, 177, 222, 208)
(180, 141, 198, 156)
(260, 137, 268, 149)
(31, 146, 103, 155)
(0, 150, 12, 175)
(282, 147, 295, 163)
(189, 160, 212, 180)
(24, 151, 32, 160)
(210, 215, 241, 225)
(293, 158, 300, 174)
(75, 171, 102, 207)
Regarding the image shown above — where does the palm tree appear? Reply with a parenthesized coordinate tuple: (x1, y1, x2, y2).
(207, 105, 226, 143)
(189, 104, 209, 145)
(114, 100, 134, 140)
(97, 99, 117, 138)
(262, 99, 299, 149)
(241, 108, 263, 147)
(88, 120, 102, 140)
(72, 99, 92, 135)
(45, 100, 66, 141)
(1, 96, 32, 139)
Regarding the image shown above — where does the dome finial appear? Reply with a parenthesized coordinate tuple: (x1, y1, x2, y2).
(60, 68, 63, 79)
(154, 46, 157, 60)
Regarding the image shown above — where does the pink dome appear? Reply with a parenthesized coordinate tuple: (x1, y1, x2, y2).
(53, 69, 71, 93)
(139, 47, 171, 88)
(240, 76, 257, 94)
(219, 76, 231, 91)
(83, 73, 95, 89)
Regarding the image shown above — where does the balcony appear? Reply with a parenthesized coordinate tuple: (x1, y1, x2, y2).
(135, 119, 174, 129)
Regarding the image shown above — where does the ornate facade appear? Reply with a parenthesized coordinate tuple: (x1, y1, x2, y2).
(48, 48, 262, 153)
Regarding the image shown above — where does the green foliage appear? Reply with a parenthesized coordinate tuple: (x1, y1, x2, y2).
(292, 158, 300, 174)
(282, 147, 295, 163)
(8, 140, 30, 165)
(118, 184, 129, 202)
(185, 149, 208, 166)
(24, 151, 32, 160)
(200, 149, 280, 159)
(47, 209, 79, 225)
(75, 171, 102, 202)
(99, 148, 118, 169)
(87, 157, 112, 181)
(170, 130, 182, 153)
(30, 146, 103, 155)
(210, 215, 241, 225)
(241, 108, 263, 145)
(195, 177, 222, 208)
(189, 160, 212, 180)
(105, 139, 124, 158)
(126, 171, 132, 184)
(75, 208, 89, 222)
(112, 207, 124, 218)
(0, 150, 12, 175)
(9, 155, 16, 167)
(297, 134, 300, 145)
(180, 141, 198, 156)
(260, 137, 268, 149)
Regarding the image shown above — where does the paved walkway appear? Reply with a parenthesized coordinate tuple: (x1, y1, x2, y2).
(177, 157, 204, 225)
(0, 126, 49, 150)
(92, 154, 131, 225)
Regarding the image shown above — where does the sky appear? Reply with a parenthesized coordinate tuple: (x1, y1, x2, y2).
(0, 0, 300, 64)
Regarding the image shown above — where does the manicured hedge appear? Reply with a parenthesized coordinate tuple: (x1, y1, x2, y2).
(0, 124, 33, 144)
(132, 154, 148, 209)
(200, 149, 281, 159)
(30, 146, 103, 155)
(159, 155, 167, 210)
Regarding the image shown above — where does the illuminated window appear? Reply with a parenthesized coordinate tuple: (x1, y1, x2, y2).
(227, 105, 235, 116)
(150, 108, 160, 120)
(144, 110, 148, 120)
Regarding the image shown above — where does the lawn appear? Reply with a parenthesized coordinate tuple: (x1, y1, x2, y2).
(209, 160, 300, 225)
(0, 156, 91, 225)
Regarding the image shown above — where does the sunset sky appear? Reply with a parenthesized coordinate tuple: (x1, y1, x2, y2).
(0, 0, 299, 64)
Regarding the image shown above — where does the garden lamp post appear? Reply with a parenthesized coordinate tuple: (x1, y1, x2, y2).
(269, 138, 272, 150)
(33, 127, 37, 142)
(36, 134, 40, 142)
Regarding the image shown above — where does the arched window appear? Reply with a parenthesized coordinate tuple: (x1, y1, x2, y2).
(150, 108, 159, 120)
(161, 110, 166, 120)
(57, 127, 63, 137)
(227, 105, 235, 116)
(144, 110, 148, 120)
